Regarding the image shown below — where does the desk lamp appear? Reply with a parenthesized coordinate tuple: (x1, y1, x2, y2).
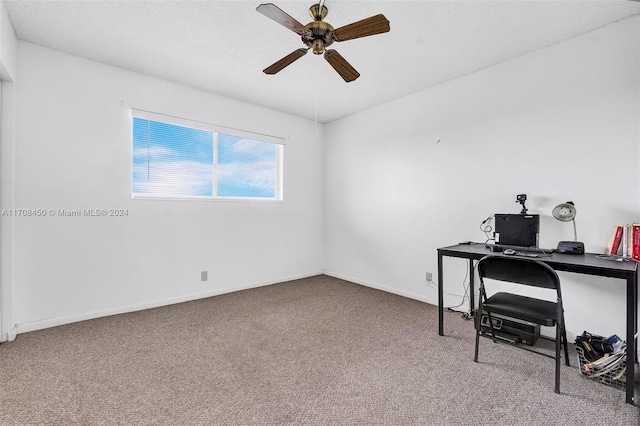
(553, 201, 585, 254)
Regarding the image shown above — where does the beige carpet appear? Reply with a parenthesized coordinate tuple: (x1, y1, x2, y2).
(0, 275, 637, 425)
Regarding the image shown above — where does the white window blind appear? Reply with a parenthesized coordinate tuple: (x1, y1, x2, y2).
(131, 109, 283, 200)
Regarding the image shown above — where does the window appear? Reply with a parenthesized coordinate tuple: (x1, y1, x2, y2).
(132, 110, 283, 200)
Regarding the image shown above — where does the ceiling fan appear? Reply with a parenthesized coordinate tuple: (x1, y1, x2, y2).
(256, 2, 390, 82)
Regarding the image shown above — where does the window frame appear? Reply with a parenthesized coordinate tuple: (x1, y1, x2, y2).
(131, 109, 284, 202)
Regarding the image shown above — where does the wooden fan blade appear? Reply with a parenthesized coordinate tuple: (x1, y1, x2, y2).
(324, 50, 360, 82)
(263, 48, 308, 75)
(332, 14, 390, 42)
(256, 3, 311, 37)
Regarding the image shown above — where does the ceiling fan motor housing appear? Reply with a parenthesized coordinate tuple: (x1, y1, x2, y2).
(303, 20, 334, 54)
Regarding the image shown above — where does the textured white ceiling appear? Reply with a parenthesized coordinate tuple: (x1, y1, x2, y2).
(4, 0, 640, 123)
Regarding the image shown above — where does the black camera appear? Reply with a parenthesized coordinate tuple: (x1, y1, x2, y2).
(516, 194, 528, 214)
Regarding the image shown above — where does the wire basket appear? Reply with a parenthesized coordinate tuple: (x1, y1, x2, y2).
(575, 345, 626, 390)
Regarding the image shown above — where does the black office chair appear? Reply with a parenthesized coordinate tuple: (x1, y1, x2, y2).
(474, 255, 570, 394)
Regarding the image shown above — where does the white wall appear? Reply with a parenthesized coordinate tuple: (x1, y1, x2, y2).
(325, 16, 640, 342)
(0, 0, 17, 341)
(4, 10, 639, 345)
(10, 42, 324, 333)
(0, 0, 16, 79)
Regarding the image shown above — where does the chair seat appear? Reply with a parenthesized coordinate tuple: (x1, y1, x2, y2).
(484, 292, 557, 327)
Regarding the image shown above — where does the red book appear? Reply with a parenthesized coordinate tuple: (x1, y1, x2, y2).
(633, 224, 640, 260)
(606, 226, 624, 255)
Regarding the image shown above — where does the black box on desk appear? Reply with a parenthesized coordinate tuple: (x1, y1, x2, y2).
(478, 313, 540, 346)
(494, 214, 540, 247)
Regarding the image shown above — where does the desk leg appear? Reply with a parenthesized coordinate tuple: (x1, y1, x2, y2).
(468, 260, 475, 315)
(635, 272, 638, 365)
(625, 274, 636, 405)
(438, 252, 444, 336)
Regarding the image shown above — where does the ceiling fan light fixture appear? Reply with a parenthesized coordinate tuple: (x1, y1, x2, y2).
(312, 39, 325, 54)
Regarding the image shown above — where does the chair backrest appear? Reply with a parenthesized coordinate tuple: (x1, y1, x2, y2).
(477, 255, 561, 291)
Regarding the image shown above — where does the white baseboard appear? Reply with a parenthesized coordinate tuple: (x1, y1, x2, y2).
(323, 270, 437, 305)
(0, 326, 17, 342)
(14, 271, 323, 336)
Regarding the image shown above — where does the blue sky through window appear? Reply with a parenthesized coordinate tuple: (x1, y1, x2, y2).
(218, 134, 277, 198)
(132, 117, 279, 199)
(133, 118, 213, 197)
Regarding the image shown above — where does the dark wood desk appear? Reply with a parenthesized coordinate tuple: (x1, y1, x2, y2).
(437, 243, 638, 405)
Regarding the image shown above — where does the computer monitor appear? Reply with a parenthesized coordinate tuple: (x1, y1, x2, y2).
(494, 214, 540, 247)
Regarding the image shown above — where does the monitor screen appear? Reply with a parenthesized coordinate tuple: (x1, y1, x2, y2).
(494, 214, 540, 247)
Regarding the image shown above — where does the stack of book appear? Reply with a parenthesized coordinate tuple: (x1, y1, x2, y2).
(605, 224, 640, 259)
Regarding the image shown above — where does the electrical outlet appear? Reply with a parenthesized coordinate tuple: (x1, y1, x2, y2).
(425, 272, 432, 282)
(201, 271, 208, 282)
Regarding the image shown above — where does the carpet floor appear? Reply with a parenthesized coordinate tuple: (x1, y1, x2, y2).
(0, 275, 638, 425)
